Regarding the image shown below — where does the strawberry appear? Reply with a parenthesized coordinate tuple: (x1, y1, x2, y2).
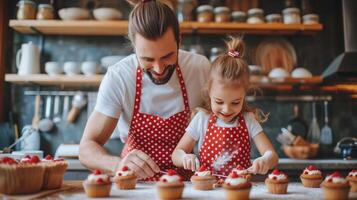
(307, 165, 317, 171)
(29, 155, 40, 163)
(236, 165, 244, 170)
(272, 169, 281, 175)
(0, 157, 18, 165)
(44, 155, 53, 160)
(230, 171, 239, 178)
(198, 166, 206, 172)
(167, 169, 177, 176)
(94, 169, 101, 175)
(122, 166, 129, 171)
(330, 171, 341, 178)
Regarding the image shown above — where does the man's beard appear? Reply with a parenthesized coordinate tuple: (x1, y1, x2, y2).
(144, 64, 176, 85)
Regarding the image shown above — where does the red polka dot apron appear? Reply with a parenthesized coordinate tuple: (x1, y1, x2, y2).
(121, 65, 192, 181)
(199, 113, 251, 176)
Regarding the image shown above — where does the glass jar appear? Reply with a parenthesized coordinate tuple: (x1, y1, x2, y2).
(282, 7, 301, 24)
(231, 11, 246, 23)
(177, 0, 194, 22)
(302, 14, 319, 24)
(214, 6, 230, 23)
(247, 8, 264, 24)
(265, 14, 282, 23)
(196, 5, 214, 22)
(17, 0, 36, 20)
(36, 4, 54, 20)
(210, 47, 223, 62)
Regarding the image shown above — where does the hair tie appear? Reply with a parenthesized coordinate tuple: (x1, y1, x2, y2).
(227, 49, 241, 58)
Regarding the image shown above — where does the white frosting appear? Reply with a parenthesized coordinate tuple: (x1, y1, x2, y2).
(195, 171, 211, 176)
(87, 174, 110, 184)
(225, 177, 247, 186)
(41, 159, 53, 162)
(325, 175, 347, 184)
(268, 173, 287, 180)
(20, 157, 31, 162)
(349, 171, 357, 177)
(116, 169, 134, 177)
(232, 169, 248, 175)
(303, 169, 321, 175)
(160, 174, 181, 183)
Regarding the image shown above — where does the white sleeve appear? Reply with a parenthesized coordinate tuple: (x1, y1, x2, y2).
(94, 67, 125, 118)
(185, 111, 209, 141)
(244, 112, 263, 138)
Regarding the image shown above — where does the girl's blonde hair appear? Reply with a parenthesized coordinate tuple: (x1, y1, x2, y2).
(202, 36, 268, 123)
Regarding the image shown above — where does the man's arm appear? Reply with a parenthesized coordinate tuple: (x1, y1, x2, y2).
(79, 111, 120, 175)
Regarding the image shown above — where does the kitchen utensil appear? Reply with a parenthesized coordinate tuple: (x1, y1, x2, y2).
(32, 94, 41, 130)
(254, 38, 296, 75)
(53, 95, 61, 124)
(333, 137, 357, 159)
(58, 7, 90, 20)
(67, 92, 87, 123)
(286, 104, 308, 139)
(307, 102, 320, 143)
(62, 95, 70, 120)
(320, 101, 333, 145)
(39, 96, 54, 132)
(268, 67, 290, 78)
(16, 42, 40, 75)
(81, 61, 99, 76)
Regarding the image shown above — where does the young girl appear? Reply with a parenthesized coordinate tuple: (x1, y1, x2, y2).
(172, 36, 278, 176)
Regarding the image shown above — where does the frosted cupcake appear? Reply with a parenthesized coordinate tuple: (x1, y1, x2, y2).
(190, 166, 216, 190)
(231, 165, 252, 181)
(0, 156, 45, 194)
(347, 169, 357, 192)
(156, 169, 184, 200)
(223, 171, 252, 200)
(321, 171, 350, 200)
(83, 169, 112, 198)
(41, 155, 68, 189)
(300, 165, 323, 188)
(265, 169, 289, 194)
(113, 166, 137, 189)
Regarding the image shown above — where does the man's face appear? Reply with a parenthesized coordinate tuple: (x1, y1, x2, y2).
(134, 28, 178, 85)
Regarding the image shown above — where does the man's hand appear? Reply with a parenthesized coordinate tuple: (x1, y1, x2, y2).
(118, 149, 160, 179)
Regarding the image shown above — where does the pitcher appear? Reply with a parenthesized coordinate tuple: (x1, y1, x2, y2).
(16, 42, 40, 75)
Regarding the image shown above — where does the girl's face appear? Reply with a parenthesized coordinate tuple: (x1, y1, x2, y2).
(134, 27, 178, 85)
(209, 79, 246, 123)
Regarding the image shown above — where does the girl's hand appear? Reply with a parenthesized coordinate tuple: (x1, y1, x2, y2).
(247, 151, 273, 175)
(182, 154, 200, 171)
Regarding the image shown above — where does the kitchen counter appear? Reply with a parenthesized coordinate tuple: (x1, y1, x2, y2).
(6, 181, 356, 200)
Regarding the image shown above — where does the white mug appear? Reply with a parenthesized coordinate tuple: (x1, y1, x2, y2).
(45, 62, 63, 76)
(64, 61, 80, 75)
(81, 61, 99, 76)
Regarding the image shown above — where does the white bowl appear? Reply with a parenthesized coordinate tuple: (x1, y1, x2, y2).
(100, 55, 126, 68)
(45, 61, 63, 76)
(268, 67, 290, 78)
(64, 61, 80, 75)
(58, 8, 90, 20)
(81, 61, 99, 76)
(291, 67, 313, 78)
(93, 8, 122, 21)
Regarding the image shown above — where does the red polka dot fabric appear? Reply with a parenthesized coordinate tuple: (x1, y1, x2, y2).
(199, 114, 251, 176)
(121, 65, 192, 181)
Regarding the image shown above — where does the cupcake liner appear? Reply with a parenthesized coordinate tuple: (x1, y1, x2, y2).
(224, 187, 251, 200)
(114, 176, 137, 190)
(348, 180, 357, 193)
(0, 164, 45, 194)
(83, 181, 111, 198)
(42, 162, 68, 189)
(300, 176, 322, 188)
(191, 176, 216, 190)
(265, 179, 288, 194)
(322, 184, 350, 200)
(157, 184, 184, 200)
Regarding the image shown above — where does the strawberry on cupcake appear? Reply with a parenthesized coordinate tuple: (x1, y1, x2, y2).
(321, 171, 350, 200)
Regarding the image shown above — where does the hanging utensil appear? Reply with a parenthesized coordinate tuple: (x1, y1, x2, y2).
(32, 94, 41, 130)
(307, 102, 320, 144)
(53, 95, 62, 124)
(38, 96, 54, 132)
(62, 95, 70, 121)
(320, 101, 333, 145)
(67, 92, 87, 123)
(286, 104, 308, 139)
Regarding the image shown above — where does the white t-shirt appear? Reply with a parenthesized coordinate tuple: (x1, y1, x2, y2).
(95, 50, 210, 142)
(186, 110, 263, 149)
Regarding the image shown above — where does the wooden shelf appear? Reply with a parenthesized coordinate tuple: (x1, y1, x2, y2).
(9, 20, 323, 36)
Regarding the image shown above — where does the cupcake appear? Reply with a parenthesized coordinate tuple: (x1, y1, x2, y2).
(321, 171, 350, 200)
(156, 169, 184, 200)
(190, 166, 216, 190)
(41, 155, 68, 189)
(347, 169, 357, 192)
(231, 165, 252, 181)
(300, 165, 323, 188)
(223, 171, 252, 200)
(113, 166, 137, 189)
(265, 169, 289, 194)
(0, 156, 45, 194)
(83, 169, 112, 198)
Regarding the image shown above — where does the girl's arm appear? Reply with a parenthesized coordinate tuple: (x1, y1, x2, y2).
(248, 131, 279, 174)
(172, 133, 200, 171)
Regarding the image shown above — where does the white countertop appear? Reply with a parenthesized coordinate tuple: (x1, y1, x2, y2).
(66, 158, 357, 171)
